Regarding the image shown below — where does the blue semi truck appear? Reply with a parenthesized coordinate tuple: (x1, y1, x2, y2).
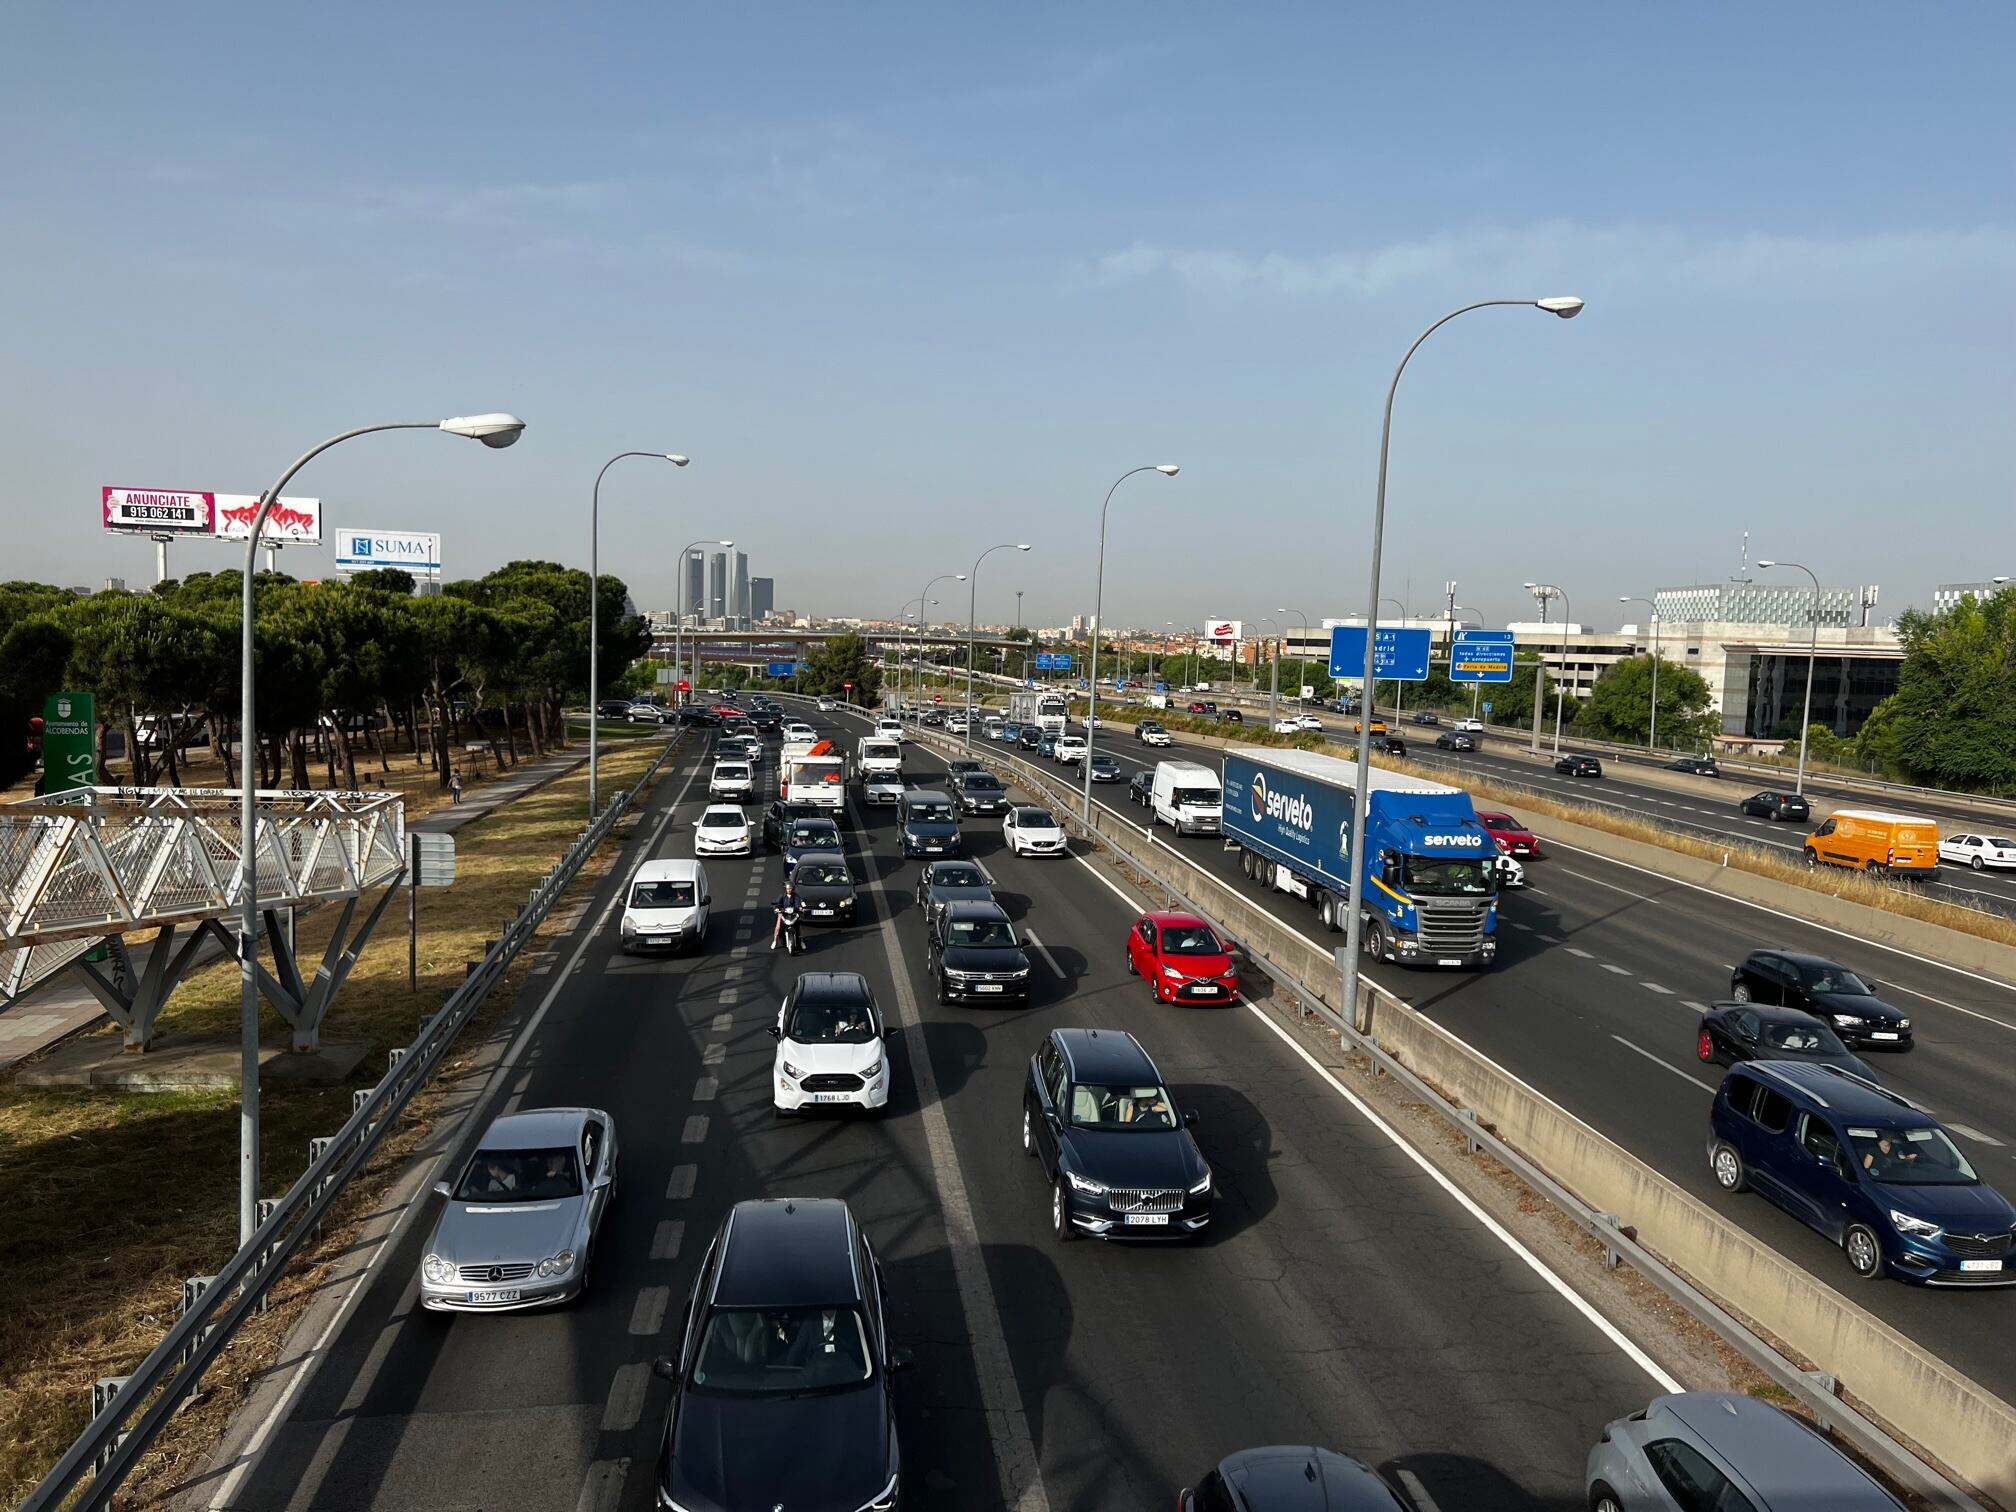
(1219, 747, 1501, 968)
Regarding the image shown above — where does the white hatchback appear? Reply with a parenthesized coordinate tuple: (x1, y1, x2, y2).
(782, 721, 816, 743)
(1939, 833, 2016, 871)
(693, 804, 753, 856)
(771, 972, 890, 1114)
(1004, 805, 1067, 857)
(1293, 713, 1325, 731)
(876, 717, 906, 743)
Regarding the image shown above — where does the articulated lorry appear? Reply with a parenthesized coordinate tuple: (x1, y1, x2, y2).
(1218, 747, 1500, 968)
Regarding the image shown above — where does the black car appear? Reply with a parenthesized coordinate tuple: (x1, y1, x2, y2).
(1740, 789, 1810, 822)
(1087, 753, 1123, 783)
(954, 770, 1009, 815)
(761, 799, 827, 850)
(595, 699, 632, 720)
(750, 709, 783, 734)
(1022, 1027, 1211, 1241)
(1433, 731, 1475, 752)
(677, 707, 722, 727)
(1409, 711, 1441, 726)
(1696, 1001, 1877, 1081)
(920, 709, 946, 727)
(1664, 755, 1721, 777)
(944, 759, 982, 783)
(652, 1198, 907, 1512)
(915, 859, 993, 929)
(1555, 753, 1603, 777)
(1376, 736, 1406, 758)
(1128, 770, 1155, 808)
(899, 791, 962, 858)
(927, 900, 1030, 1004)
(1729, 950, 1913, 1049)
(790, 857, 859, 925)
(1018, 726, 1043, 750)
(1181, 1446, 1411, 1512)
(1218, 708, 1244, 723)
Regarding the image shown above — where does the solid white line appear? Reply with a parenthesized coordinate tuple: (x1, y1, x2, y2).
(1022, 927, 1065, 978)
(629, 1285, 670, 1335)
(1610, 1035, 1716, 1093)
(650, 1219, 685, 1261)
(573, 1457, 629, 1512)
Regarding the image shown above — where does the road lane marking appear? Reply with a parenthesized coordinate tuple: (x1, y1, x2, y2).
(701, 1041, 725, 1065)
(717, 988, 739, 1005)
(629, 1286, 671, 1336)
(1947, 1123, 2006, 1147)
(651, 1219, 686, 1261)
(574, 1458, 630, 1512)
(665, 1163, 696, 1199)
(1610, 1035, 1716, 1092)
(680, 1114, 709, 1143)
(1602, 963, 1634, 976)
(723, 964, 745, 981)
(1683, 1000, 1711, 1012)
(1507, 920, 1532, 931)
(1022, 927, 1065, 978)
(709, 1011, 732, 1034)
(692, 1076, 717, 1102)
(1566, 947, 1594, 959)
(1642, 981, 1674, 994)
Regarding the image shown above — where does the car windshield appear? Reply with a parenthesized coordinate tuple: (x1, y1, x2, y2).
(1758, 1019, 1845, 1054)
(1402, 856, 1496, 896)
(907, 803, 954, 823)
(692, 1305, 874, 1395)
(1847, 1126, 1979, 1185)
(789, 827, 841, 849)
(1140, 722, 1164, 731)
(962, 775, 1002, 791)
(947, 917, 1015, 948)
(930, 864, 986, 888)
(1068, 1083, 1178, 1130)
(1017, 810, 1058, 828)
(699, 812, 744, 828)
(786, 995, 877, 1042)
(1091, 756, 1118, 769)
(1797, 963, 1872, 995)
(1159, 924, 1223, 955)
(862, 744, 898, 759)
(631, 880, 697, 908)
(795, 862, 852, 887)
(455, 1146, 582, 1202)
(1172, 788, 1219, 807)
(714, 764, 750, 780)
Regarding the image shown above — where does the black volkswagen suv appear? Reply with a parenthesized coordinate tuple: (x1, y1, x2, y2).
(1022, 1028, 1212, 1241)
(927, 900, 1030, 1004)
(653, 1198, 907, 1512)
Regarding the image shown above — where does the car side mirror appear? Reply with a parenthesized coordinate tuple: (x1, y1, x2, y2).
(431, 1179, 453, 1199)
(593, 1173, 612, 1191)
(888, 1346, 915, 1374)
(651, 1355, 680, 1382)
(1044, 1109, 1062, 1131)
(767, 1024, 782, 1039)
(1183, 1110, 1199, 1128)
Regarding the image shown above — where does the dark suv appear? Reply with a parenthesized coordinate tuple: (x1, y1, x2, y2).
(927, 900, 1030, 1004)
(899, 791, 961, 858)
(1022, 1028, 1212, 1241)
(1709, 1062, 2014, 1284)
(1740, 789, 1810, 822)
(652, 1198, 909, 1510)
(1730, 950, 1912, 1049)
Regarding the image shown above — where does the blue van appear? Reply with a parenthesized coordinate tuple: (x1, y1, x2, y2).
(1708, 1061, 2015, 1285)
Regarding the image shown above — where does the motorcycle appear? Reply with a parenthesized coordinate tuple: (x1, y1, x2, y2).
(774, 907, 803, 955)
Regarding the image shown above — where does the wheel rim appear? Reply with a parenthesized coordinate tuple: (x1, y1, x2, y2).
(1052, 1184, 1064, 1232)
(1596, 1498, 1621, 1512)
(1732, 984, 1750, 1001)
(1714, 1148, 1739, 1188)
(1848, 1229, 1878, 1274)
(1973, 856, 1985, 871)
(1022, 1108, 1031, 1150)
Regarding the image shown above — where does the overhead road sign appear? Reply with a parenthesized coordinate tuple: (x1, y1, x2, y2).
(102, 488, 215, 535)
(1328, 625, 1431, 683)
(1035, 652, 1074, 671)
(767, 661, 797, 677)
(1450, 629, 1517, 684)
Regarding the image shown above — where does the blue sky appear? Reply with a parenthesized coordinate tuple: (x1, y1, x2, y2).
(3, 5, 2010, 632)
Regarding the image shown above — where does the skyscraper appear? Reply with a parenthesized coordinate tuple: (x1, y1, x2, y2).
(749, 576, 775, 621)
(732, 551, 750, 629)
(684, 550, 706, 625)
(707, 552, 728, 621)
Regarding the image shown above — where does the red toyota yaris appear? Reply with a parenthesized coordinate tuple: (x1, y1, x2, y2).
(1125, 912, 1239, 1003)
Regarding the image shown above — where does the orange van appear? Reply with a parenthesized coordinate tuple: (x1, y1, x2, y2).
(1803, 809, 1939, 876)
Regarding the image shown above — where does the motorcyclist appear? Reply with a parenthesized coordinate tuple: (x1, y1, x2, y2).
(771, 880, 803, 952)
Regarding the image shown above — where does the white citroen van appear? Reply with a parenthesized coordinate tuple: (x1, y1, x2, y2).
(619, 859, 711, 952)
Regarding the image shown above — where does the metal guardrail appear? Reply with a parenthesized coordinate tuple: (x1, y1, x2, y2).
(20, 739, 680, 1512)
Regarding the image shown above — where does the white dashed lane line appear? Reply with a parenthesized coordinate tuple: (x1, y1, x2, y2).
(573, 1459, 628, 1512)
(1641, 982, 1675, 995)
(665, 1163, 696, 1199)
(628, 1286, 670, 1336)
(1610, 1034, 1717, 1093)
(650, 1219, 686, 1261)
(1566, 947, 1595, 959)
(680, 1114, 709, 1143)
(1601, 963, 1634, 977)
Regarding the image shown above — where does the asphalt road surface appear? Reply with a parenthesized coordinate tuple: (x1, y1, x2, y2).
(210, 708, 1672, 1512)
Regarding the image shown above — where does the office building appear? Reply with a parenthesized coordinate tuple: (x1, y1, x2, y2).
(1932, 580, 2010, 614)
(749, 576, 775, 621)
(732, 551, 750, 628)
(1653, 582, 1875, 630)
(707, 552, 728, 621)
(684, 550, 706, 624)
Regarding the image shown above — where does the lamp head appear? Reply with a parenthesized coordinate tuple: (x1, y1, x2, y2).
(1155, 464, 1180, 476)
(1015, 543, 1032, 551)
(1756, 560, 1778, 569)
(1536, 296, 1585, 319)
(717, 538, 734, 547)
(440, 413, 527, 448)
(666, 454, 690, 467)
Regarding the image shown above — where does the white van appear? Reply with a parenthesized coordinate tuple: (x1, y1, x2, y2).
(709, 758, 754, 801)
(620, 859, 710, 952)
(856, 737, 903, 780)
(1151, 760, 1222, 835)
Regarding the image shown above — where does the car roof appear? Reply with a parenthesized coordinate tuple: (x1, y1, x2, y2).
(478, 1107, 594, 1149)
(1761, 949, 1847, 970)
(791, 971, 874, 1004)
(1711, 1001, 1829, 1025)
(1654, 1394, 1896, 1506)
(790, 816, 840, 831)
(712, 1198, 862, 1308)
(943, 899, 1010, 921)
(1477, 811, 1524, 825)
(1830, 808, 1939, 825)
(1143, 910, 1209, 929)
(1737, 1060, 1919, 1120)
(1012, 805, 1057, 820)
(904, 789, 954, 803)
(1054, 1027, 1156, 1082)
(1218, 1446, 1400, 1511)
(699, 803, 747, 816)
(631, 859, 703, 881)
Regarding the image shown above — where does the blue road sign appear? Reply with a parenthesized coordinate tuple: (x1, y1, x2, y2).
(1328, 625, 1432, 682)
(1035, 652, 1075, 672)
(766, 660, 797, 677)
(1482, 701, 1494, 714)
(1449, 629, 1516, 684)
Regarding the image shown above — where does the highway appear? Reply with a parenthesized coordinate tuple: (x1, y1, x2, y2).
(207, 707, 1673, 1512)
(946, 711, 2016, 1410)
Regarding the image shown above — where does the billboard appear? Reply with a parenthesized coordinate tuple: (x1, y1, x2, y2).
(1204, 619, 1243, 643)
(102, 487, 215, 535)
(213, 494, 323, 544)
(334, 528, 442, 574)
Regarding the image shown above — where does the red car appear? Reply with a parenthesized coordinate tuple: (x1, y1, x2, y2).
(1124, 911, 1239, 1003)
(1478, 811, 1540, 858)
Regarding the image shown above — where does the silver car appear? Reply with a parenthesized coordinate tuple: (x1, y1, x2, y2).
(420, 1107, 618, 1312)
(1588, 1392, 1902, 1510)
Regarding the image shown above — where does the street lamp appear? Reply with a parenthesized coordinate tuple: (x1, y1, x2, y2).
(1620, 596, 1662, 751)
(966, 543, 1032, 751)
(588, 452, 688, 816)
(1523, 582, 1574, 756)
(892, 599, 931, 711)
(674, 537, 733, 704)
(1757, 560, 1822, 794)
(1338, 297, 1582, 1037)
(1083, 465, 1180, 818)
(913, 574, 966, 720)
(1278, 606, 1309, 706)
(235, 412, 524, 1245)
(1257, 615, 1285, 728)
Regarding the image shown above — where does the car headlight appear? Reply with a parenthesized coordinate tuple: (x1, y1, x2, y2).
(782, 1060, 803, 1081)
(1009, 968, 1030, 979)
(1188, 1173, 1212, 1196)
(1832, 1013, 1861, 1026)
(861, 1059, 883, 1080)
(536, 1248, 578, 1278)
(1897, 1018, 1911, 1029)
(619, 918, 637, 938)
(857, 1472, 899, 1512)
(1889, 1210, 1942, 1239)
(1160, 963, 1184, 978)
(1064, 1170, 1107, 1195)
(423, 1254, 454, 1283)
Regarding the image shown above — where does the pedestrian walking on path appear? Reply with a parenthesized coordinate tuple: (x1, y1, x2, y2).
(450, 769, 464, 804)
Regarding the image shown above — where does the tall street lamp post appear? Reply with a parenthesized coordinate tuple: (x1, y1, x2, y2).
(966, 543, 1031, 752)
(1278, 607, 1309, 706)
(589, 451, 688, 815)
(913, 574, 966, 722)
(236, 412, 525, 1245)
(1758, 560, 1822, 794)
(1379, 597, 1409, 724)
(1082, 465, 1180, 818)
(1338, 297, 1582, 1037)
(1523, 583, 1558, 753)
(674, 537, 733, 705)
(1620, 595, 1662, 750)
(1257, 615, 1284, 728)
(1522, 582, 1575, 757)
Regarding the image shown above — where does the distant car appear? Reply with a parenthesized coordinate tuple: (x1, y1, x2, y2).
(1409, 711, 1440, 726)
(875, 717, 905, 743)
(1664, 755, 1721, 777)
(916, 859, 993, 929)
(1292, 713, 1324, 731)
(816, 696, 836, 711)
(1128, 770, 1155, 809)
(1455, 717, 1483, 733)
(1054, 734, 1088, 764)
(945, 713, 970, 734)
(1271, 718, 1301, 734)
(1351, 719, 1387, 736)
(921, 709, 946, 727)
(955, 770, 1010, 815)
(898, 791, 962, 858)
(595, 699, 632, 720)
(782, 817, 846, 870)
(1478, 811, 1539, 858)
(1019, 726, 1044, 750)
(998, 721, 1024, 743)
(692, 804, 753, 856)
(927, 900, 1031, 1004)
(420, 1107, 616, 1311)
(771, 974, 886, 1113)
(1182, 1446, 1413, 1512)
(1939, 832, 2016, 871)
(1079, 714, 1105, 730)
(1588, 1391, 1908, 1512)
(782, 720, 817, 742)
(1696, 1001, 1876, 1081)
(1023, 1027, 1211, 1241)
(650, 1198, 909, 1512)
(789, 857, 858, 924)
(1434, 731, 1476, 752)
(1003, 805, 1067, 857)
(1218, 708, 1244, 724)
(1186, 700, 1209, 714)
(1729, 949, 1911, 1048)
(1739, 789, 1810, 822)
(1125, 912, 1239, 1004)
(626, 702, 669, 724)
(1086, 753, 1122, 783)
(760, 799, 823, 850)
(1375, 736, 1406, 758)
(676, 706, 721, 727)
(1554, 753, 1602, 777)
(1135, 720, 1173, 746)
(945, 759, 982, 782)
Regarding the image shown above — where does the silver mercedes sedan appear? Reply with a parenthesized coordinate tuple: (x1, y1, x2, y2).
(419, 1106, 618, 1312)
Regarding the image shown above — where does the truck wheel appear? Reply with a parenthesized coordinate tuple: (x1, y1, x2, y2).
(1317, 894, 1336, 931)
(1362, 919, 1386, 959)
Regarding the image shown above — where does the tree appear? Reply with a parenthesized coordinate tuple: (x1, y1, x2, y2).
(800, 632, 882, 704)
(0, 583, 77, 787)
(1579, 654, 1718, 746)
(349, 567, 417, 596)
(1872, 591, 2016, 791)
(1000, 626, 1033, 680)
(618, 658, 671, 697)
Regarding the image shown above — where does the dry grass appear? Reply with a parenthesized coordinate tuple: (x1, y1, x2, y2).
(0, 740, 669, 1507)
